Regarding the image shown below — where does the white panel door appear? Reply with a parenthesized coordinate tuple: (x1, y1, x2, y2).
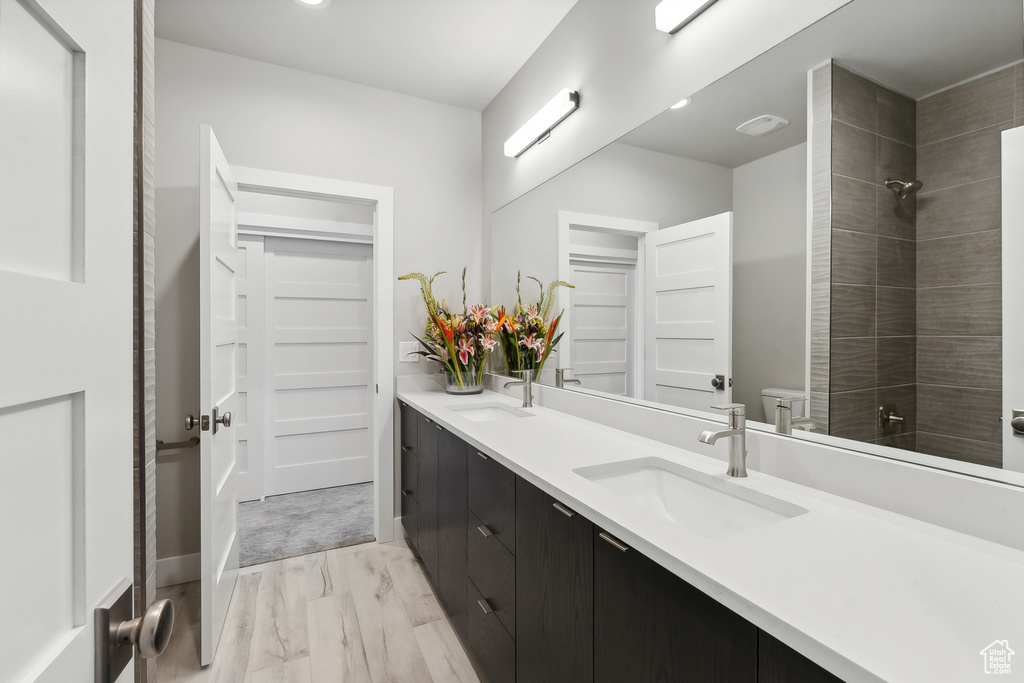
(570, 260, 636, 396)
(1003, 127, 1024, 473)
(199, 125, 240, 665)
(264, 237, 374, 496)
(235, 236, 266, 502)
(644, 212, 733, 411)
(0, 0, 134, 680)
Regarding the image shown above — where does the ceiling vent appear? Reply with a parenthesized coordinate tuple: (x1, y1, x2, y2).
(736, 115, 789, 137)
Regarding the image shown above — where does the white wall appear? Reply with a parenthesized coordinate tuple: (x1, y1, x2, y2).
(155, 39, 483, 561)
(731, 143, 808, 421)
(482, 0, 851, 215)
(491, 141, 733, 309)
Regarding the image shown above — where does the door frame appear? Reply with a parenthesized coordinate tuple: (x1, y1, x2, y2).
(557, 211, 657, 388)
(232, 166, 396, 542)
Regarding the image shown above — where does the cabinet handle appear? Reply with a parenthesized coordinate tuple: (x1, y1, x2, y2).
(552, 502, 576, 518)
(401, 445, 409, 452)
(599, 532, 629, 552)
(477, 451, 489, 460)
(401, 489, 412, 497)
(477, 598, 494, 615)
(477, 525, 493, 538)
(425, 418, 433, 424)
(435, 425, 443, 431)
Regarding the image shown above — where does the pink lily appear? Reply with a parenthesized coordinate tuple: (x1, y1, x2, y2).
(457, 338, 475, 365)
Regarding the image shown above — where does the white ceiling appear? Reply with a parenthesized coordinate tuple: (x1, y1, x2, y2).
(620, 0, 1024, 169)
(155, 0, 578, 112)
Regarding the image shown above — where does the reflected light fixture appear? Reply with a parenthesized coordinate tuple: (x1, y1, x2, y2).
(655, 0, 718, 34)
(292, 0, 332, 7)
(670, 97, 692, 110)
(504, 88, 580, 158)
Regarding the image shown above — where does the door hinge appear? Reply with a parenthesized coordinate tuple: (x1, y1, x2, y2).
(376, 384, 379, 394)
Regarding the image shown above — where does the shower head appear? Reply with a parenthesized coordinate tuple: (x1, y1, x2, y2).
(884, 177, 923, 200)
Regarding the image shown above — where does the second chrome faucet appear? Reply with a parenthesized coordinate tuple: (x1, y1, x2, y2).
(697, 403, 747, 478)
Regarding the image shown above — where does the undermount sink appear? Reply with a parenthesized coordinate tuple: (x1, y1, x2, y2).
(447, 402, 533, 422)
(574, 457, 807, 539)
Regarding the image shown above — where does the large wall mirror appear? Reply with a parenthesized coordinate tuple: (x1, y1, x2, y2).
(490, 0, 1024, 480)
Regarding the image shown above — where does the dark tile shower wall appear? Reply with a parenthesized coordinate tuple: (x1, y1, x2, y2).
(914, 64, 1021, 468)
(828, 64, 917, 448)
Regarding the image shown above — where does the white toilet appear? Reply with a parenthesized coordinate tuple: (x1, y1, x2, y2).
(761, 387, 806, 425)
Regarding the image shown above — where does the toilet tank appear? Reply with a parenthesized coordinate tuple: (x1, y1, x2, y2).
(761, 387, 806, 425)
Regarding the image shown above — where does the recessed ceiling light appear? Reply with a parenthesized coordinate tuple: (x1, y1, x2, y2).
(670, 97, 691, 110)
(293, 0, 331, 7)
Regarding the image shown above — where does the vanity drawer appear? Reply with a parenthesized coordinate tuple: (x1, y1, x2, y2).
(468, 510, 515, 639)
(400, 443, 417, 500)
(468, 450, 516, 555)
(467, 578, 515, 683)
(399, 401, 417, 451)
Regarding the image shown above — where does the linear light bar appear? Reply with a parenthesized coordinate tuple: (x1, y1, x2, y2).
(655, 0, 718, 34)
(504, 88, 579, 158)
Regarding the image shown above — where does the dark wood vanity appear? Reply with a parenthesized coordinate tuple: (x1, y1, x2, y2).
(399, 401, 842, 683)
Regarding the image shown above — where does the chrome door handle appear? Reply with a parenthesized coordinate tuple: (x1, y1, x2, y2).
(96, 580, 175, 683)
(185, 414, 199, 430)
(116, 599, 175, 658)
(1012, 410, 1024, 435)
(212, 407, 231, 434)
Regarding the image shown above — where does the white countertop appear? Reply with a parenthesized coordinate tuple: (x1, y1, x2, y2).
(397, 387, 1024, 683)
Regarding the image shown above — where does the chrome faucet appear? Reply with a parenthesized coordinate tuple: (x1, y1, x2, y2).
(698, 403, 747, 478)
(555, 368, 581, 389)
(504, 369, 534, 408)
(775, 397, 815, 435)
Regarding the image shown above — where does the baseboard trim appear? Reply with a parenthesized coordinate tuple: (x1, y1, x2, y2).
(393, 516, 409, 540)
(157, 552, 201, 588)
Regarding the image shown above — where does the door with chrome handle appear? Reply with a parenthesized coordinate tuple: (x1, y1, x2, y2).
(95, 579, 175, 682)
(185, 408, 231, 434)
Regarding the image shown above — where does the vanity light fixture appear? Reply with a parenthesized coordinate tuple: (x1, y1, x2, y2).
(736, 114, 789, 137)
(292, 0, 332, 7)
(655, 0, 718, 34)
(670, 97, 692, 110)
(504, 88, 580, 158)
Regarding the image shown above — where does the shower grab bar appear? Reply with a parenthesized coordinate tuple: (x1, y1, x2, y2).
(156, 436, 200, 452)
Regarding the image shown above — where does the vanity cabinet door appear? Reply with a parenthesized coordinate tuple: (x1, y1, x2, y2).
(515, 477, 593, 683)
(758, 630, 843, 683)
(417, 414, 440, 583)
(399, 400, 417, 450)
(399, 404, 418, 549)
(468, 450, 516, 554)
(594, 528, 756, 683)
(437, 429, 469, 636)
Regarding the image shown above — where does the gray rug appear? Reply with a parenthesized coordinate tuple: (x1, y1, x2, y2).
(239, 482, 375, 567)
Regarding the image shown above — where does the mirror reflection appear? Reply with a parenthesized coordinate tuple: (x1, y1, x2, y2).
(489, 0, 1023, 471)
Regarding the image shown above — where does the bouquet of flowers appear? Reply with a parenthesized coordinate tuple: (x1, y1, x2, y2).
(399, 269, 498, 390)
(496, 272, 573, 375)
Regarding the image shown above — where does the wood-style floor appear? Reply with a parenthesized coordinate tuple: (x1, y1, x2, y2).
(156, 539, 482, 683)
